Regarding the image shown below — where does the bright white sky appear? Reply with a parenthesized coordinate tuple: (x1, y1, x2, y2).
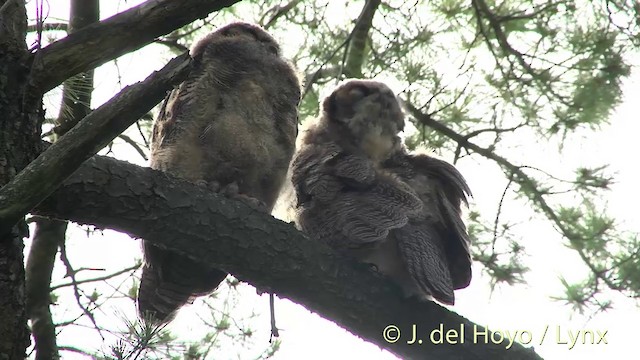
(24, 1, 640, 359)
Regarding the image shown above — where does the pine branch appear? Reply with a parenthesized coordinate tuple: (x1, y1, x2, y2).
(404, 101, 631, 299)
(33, 155, 543, 360)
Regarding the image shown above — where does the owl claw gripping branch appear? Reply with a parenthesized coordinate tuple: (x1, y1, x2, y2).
(291, 79, 472, 305)
(138, 22, 301, 322)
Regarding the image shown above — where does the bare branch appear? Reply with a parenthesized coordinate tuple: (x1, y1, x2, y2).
(118, 134, 149, 161)
(58, 241, 104, 340)
(53, 0, 99, 135)
(154, 38, 189, 53)
(50, 263, 140, 291)
(302, 0, 381, 98)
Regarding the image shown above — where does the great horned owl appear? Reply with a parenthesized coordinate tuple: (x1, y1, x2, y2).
(139, 22, 301, 322)
(290, 79, 471, 304)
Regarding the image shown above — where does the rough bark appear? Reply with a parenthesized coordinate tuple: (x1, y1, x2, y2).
(34, 156, 543, 360)
(343, 0, 380, 78)
(0, 53, 192, 235)
(0, 0, 39, 358)
(28, 0, 242, 95)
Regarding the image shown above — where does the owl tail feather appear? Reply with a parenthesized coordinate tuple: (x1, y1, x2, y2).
(395, 224, 455, 305)
(137, 249, 227, 323)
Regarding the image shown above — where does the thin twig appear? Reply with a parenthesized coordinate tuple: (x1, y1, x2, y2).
(51, 263, 140, 291)
(59, 241, 105, 340)
(118, 134, 148, 161)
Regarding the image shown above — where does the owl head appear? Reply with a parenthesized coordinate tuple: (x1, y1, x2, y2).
(323, 79, 405, 161)
(191, 22, 281, 62)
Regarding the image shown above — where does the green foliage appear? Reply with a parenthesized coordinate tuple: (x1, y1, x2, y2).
(468, 210, 529, 288)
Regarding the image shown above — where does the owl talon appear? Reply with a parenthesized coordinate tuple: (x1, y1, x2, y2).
(367, 263, 380, 273)
(208, 181, 222, 192)
(221, 182, 240, 197)
(196, 180, 221, 193)
(215, 182, 268, 212)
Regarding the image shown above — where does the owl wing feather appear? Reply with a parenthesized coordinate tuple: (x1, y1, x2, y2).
(393, 223, 455, 304)
(292, 78, 472, 304)
(293, 144, 422, 250)
(398, 153, 473, 292)
(138, 243, 227, 321)
(151, 52, 209, 150)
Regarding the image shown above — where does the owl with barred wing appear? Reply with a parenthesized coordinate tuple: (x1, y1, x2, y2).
(139, 22, 301, 322)
(291, 79, 471, 304)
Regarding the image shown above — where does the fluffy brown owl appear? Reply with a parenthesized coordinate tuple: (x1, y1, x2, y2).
(139, 22, 301, 322)
(291, 79, 471, 304)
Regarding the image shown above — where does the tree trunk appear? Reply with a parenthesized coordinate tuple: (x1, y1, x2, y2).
(0, 0, 43, 358)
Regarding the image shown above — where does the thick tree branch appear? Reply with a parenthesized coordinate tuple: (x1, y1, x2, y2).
(0, 53, 192, 235)
(33, 156, 542, 360)
(342, 0, 380, 78)
(301, 0, 380, 98)
(28, 0, 241, 94)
